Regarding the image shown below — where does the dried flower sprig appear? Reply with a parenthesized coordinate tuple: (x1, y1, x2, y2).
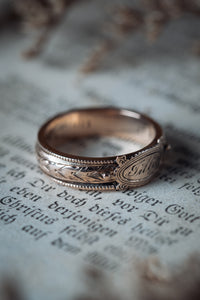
(0, 277, 24, 300)
(80, 0, 200, 72)
(14, 0, 81, 58)
(76, 254, 200, 300)
(0, 0, 200, 68)
(0, 255, 200, 299)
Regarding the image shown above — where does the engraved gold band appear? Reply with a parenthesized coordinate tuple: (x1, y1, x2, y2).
(36, 107, 166, 190)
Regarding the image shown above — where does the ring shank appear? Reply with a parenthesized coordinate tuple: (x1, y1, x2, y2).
(36, 107, 165, 190)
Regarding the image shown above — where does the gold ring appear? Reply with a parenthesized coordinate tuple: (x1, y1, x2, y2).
(36, 107, 167, 191)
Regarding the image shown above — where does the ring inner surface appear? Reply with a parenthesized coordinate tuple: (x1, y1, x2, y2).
(43, 110, 156, 157)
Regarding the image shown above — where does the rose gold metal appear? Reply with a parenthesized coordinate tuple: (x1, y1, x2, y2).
(36, 107, 167, 190)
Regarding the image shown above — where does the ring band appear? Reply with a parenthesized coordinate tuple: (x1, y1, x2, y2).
(36, 107, 167, 191)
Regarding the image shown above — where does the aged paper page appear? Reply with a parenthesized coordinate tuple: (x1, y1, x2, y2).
(0, 1, 200, 299)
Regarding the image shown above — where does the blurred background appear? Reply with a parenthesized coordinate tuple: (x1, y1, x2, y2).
(0, 1, 200, 300)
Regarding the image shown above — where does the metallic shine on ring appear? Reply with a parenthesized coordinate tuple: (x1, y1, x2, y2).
(36, 107, 167, 191)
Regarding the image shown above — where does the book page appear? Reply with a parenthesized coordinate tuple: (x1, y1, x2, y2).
(0, 1, 200, 299)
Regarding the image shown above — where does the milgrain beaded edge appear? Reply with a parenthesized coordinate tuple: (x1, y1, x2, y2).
(51, 177, 116, 191)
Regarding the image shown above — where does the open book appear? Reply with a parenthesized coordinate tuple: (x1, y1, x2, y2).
(0, 1, 200, 299)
